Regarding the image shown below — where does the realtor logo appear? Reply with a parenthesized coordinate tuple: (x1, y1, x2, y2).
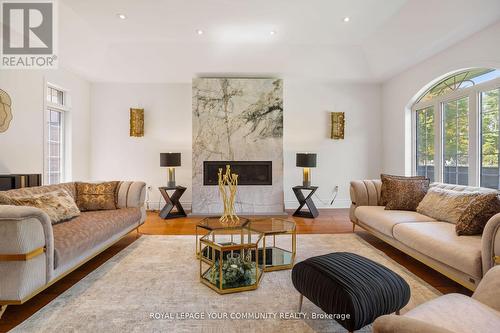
(1, 0, 57, 68)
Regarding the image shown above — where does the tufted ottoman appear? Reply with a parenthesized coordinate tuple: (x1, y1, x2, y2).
(292, 252, 410, 332)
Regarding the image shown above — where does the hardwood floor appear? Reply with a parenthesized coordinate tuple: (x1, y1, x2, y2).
(0, 209, 471, 332)
(140, 209, 354, 235)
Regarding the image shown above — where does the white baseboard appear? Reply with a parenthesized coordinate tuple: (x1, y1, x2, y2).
(284, 199, 351, 209)
(145, 201, 192, 211)
(146, 199, 351, 212)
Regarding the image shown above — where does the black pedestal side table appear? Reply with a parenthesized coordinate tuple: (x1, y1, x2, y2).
(292, 186, 319, 218)
(158, 186, 187, 219)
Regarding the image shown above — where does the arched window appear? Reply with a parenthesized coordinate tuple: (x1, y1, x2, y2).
(412, 68, 500, 188)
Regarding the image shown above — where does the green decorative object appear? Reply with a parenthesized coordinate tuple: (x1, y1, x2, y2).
(209, 252, 254, 288)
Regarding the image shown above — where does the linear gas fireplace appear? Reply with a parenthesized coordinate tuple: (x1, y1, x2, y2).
(203, 161, 272, 186)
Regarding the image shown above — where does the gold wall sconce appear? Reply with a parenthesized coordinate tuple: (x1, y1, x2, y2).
(330, 112, 345, 140)
(130, 108, 144, 137)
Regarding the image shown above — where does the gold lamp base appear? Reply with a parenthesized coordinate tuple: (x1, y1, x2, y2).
(167, 167, 176, 187)
(302, 167, 311, 187)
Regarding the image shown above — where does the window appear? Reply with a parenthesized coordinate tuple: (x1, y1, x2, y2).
(481, 88, 500, 188)
(45, 86, 67, 185)
(417, 69, 500, 103)
(413, 68, 500, 188)
(415, 106, 435, 181)
(443, 97, 469, 185)
(47, 86, 64, 105)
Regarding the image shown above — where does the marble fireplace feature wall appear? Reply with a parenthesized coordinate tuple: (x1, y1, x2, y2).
(192, 78, 284, 214)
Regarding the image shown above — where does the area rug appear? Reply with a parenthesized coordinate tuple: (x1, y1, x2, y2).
(11, 235, 441, 333)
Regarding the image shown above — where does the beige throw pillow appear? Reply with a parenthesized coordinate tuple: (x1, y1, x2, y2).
(456, 193, 500, 235)
(0, 189, 80, 224)
(416, 187, 480, 224)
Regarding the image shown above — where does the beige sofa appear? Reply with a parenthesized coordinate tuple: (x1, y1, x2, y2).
(350, 180, 500, 290)
(0, 181, 146, 317)
(373, 265, 500, 333)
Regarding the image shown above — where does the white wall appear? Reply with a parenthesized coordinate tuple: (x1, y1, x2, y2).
(284, 81, 382, 208)
(90, 83, 192, 210)
(91, 80, 382, 209)
(382, 21, 500, 175)
(0, 70, 381, 211)
(0, 68, 91, 181)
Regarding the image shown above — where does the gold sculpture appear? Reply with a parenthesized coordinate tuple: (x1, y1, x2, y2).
(218, 165, 239, 224)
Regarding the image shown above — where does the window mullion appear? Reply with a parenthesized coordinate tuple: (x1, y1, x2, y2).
(456, 100, 459, 184)
(435, 101, 443, 183)
(497, 90, 500, 189)
(469, 91, 478, 186)
(412, 107, 416, 176)
(498, 90, 500, 188)
(60, 112, 65, 183)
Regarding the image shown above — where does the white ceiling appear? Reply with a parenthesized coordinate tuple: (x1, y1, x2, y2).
(58, 0, 500, 83)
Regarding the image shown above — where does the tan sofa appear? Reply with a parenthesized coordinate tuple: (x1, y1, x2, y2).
(0, 181, 146, 317)
(373, 265, 500, 333)
(350, 180, 500, 290)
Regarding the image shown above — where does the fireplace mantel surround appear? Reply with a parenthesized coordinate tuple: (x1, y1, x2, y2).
(191, 78, 284, 215)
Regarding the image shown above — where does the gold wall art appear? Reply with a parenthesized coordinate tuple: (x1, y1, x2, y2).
(0, 89, 13, 133)
(218, 165, 239, 224)
(130, 108, 144, 137)
(330, 112, 345, 140)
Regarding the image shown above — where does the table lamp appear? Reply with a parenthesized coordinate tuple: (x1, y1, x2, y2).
(296, 153, 317, 187)
(160, 153, 181, 187)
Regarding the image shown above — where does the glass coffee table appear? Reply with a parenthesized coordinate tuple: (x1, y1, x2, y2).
(199, 227, 264, 294)
(195, 217, 296, 294)
(195, 216, 250, 258)
(247, 218, 296, 272)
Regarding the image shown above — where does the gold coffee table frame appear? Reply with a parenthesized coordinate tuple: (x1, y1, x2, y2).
(248, 218, 297, 272)
(199, 227, 264, 294)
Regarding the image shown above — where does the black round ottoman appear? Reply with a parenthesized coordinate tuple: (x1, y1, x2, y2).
(292, 252, 410, 332)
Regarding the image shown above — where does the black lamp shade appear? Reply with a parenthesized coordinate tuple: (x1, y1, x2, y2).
(296, 153, 317, 168)
(160, 153, 181, 167)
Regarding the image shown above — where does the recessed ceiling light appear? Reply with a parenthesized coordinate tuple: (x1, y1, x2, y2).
(343, 17, 350, 22)
(117, 13, 127, 20)
(196, 29, 204, 35)
(270, 30, 276, 35)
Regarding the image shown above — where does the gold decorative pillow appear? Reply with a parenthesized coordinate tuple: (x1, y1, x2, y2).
(380, 174, 426, 206)
(416, 187, 480, 224)
(75, 181, 120, 211)
(383, 177, 430, 211)
(0, 190, 80, 224)
(456, 193, 500, 235)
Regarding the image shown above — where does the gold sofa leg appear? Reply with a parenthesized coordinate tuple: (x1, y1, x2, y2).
(352, 222, 356, 232)
(0, 305, 8, 319)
